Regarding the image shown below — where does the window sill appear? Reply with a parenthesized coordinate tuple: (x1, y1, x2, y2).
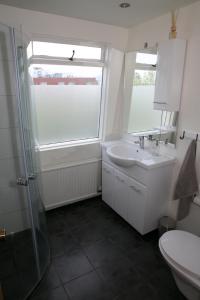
(39, 138, 101, 152)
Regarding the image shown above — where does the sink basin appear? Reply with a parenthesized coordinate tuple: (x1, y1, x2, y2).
(106, 144, 151, 167)
(105, 141, 176, 169)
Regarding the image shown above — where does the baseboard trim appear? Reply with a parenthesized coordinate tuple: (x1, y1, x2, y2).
(45, 192, 102, 211)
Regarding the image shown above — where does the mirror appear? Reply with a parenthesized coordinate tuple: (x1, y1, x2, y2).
(126, 48, 178, 144)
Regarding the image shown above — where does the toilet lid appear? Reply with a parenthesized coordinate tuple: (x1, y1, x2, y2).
(160, 230, 200, 279)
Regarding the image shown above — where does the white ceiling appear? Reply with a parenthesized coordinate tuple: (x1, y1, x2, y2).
(0, 0, 198, 28)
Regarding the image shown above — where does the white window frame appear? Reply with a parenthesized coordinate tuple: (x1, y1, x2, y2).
(28, 38, 107, 149)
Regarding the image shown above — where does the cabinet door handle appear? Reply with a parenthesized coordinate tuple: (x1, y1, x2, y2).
(130, 185, 141, 193)
(116, 175, 124, 183)
(103, 168, 111, 174)
(153, 101, 167, 104)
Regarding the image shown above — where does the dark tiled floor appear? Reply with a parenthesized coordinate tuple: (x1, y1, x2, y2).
(30, 196, 186, 300)
(0, 228, 49, 300)
(0, 229, 39, 300)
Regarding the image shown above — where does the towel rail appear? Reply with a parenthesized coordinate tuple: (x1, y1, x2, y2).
(180, 130, 199, 141)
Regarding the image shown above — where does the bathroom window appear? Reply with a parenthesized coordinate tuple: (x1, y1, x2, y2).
(28, 41, 105, 146)
(128, 51, 161, 133)
(136, 52, 157, 65)
(28, 41, 102, 60)
(128, 68, 161, 133)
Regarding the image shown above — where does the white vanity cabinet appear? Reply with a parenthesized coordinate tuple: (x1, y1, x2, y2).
(154, 38, 186, 111)
(126, 176, 147, 234)
(102, 148, 174, 235)
(102, 163, 129, 217)
(102, 162, 148, 234)
(113, 169, 128, 220)
(102, 162, 115, 209)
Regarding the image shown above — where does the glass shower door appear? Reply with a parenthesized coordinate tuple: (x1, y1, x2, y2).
(0, 23, 49, 299)
(0, 23, 34, 300)
(12, 28, 50, 282)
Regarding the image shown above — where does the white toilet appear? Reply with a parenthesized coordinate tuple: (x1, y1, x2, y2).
(159, 230, 200, 300)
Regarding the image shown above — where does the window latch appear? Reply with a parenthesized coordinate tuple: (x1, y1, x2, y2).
(69, 50, 75, 61)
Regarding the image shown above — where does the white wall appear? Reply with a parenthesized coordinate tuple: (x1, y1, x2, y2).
(127, 0, 200, 235)
(103, 49, 125, 141)
(0, 23, 29, 233)
(0, 4, 128, 51)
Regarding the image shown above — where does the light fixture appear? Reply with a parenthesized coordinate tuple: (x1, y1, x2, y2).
(119, 2, 131, 8)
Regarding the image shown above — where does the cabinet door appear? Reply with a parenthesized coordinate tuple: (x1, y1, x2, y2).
(154, 39, 186, 111)
(102, 162, 114, 208)
(127, 177, 147, 234)
(113, 170, 129, 220)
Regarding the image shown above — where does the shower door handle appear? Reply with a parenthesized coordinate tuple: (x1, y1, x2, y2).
(16, 173, 36, 186)
(16, 177, 29, 186)
(28, 173, 36, 180)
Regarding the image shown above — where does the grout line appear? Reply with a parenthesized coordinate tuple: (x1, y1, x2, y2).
(59, 269, 95, 286)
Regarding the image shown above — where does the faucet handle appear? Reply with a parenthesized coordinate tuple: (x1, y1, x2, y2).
(148, 135, 153, 141)
(138, 136, 145, 149)
(148, 135, 156, 141)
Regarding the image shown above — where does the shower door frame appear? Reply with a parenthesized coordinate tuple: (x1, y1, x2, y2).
(10, 26, 50, 298)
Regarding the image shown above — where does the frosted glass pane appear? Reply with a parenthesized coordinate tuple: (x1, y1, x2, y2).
(128, 85, 161, 132)
(136, 53, 157, 65)
(32, 41, 101, 60)
(30, 64, 102, 145)
(128, 69, 161, 133)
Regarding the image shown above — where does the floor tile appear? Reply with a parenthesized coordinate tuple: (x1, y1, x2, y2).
(31, 286, 69, 300)
(106, 224, 143, 251)
(47, 213, 68, 235)
(49, 234, 66, 258)
(53, 250, 93, 283)
(83, 238, 124, 268)
(125, 243, 164, 280)
(64, 270, 112, 300)
(71, 222, 106, 246)
(33, 265, 61, 296)
(96, 257, 141, 297)
(114, 282, 158, 300)
(62, 232, 81, 255)
(149, 267, 186, 299)
(1, 273, 23, 300)
(0, 251, 15, 279)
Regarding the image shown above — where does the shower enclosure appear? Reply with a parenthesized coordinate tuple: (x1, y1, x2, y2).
(0, 23, 50, 299)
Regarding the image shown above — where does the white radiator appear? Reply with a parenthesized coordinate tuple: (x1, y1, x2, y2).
(41, 160, 102, 210)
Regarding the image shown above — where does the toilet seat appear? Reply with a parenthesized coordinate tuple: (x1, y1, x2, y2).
(159, 230, 200, 282)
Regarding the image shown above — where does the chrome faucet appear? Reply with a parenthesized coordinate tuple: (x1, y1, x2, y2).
(148, 135, 160, 146)
(139, 136, 145, 149)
